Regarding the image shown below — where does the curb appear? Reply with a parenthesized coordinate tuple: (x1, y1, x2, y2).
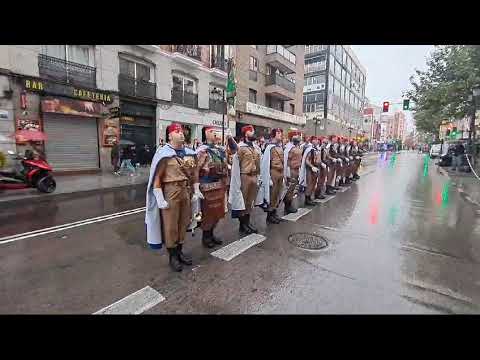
(0, 181, 148, 207)
(437, 165, 480, 208)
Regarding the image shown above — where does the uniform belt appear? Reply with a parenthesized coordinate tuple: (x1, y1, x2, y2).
(163, 180, 189, 187)
(240, 172, 257, 176)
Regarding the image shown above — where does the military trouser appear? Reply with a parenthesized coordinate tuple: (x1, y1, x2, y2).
(269, 169, 284, 210)
(315, 166, 327, 196)
(306, 169, 318, 197)
(284, 168, 299, 203)
(240, 173, 259, 216)
(161, 181, 192, 249)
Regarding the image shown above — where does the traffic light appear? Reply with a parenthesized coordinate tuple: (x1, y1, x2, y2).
(383, 101, 390, 113)
(403, 99, 410, 110)
(451, 127, 457, 138)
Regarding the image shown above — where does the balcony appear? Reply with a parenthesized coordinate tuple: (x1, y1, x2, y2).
(172, 45, 202, 61)
(38, 54, 96, 88)
(209, 99, 226, 114)
(211, 56, 227, 72)
(265, 45, 296, 74)
(264, 73, 295, 101)
(171, 88, 198, 108)
(304, 45, 327, 58)
(304, 62, 326, 74)
(118, 74, 156, 99)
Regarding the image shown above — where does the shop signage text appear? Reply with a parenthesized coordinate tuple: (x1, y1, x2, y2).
(246, 101, 305, 125)
(22, 77, 113, 104)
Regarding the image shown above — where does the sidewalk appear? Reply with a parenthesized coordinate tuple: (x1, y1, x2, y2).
(0, 167, 149, 204)
(438, 166, 480, 207)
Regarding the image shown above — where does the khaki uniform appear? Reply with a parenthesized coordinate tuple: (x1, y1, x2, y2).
(269, 145, 284, 209)
(315, 146, 327, 196)
(284, 146, 302, 203)
(238, 144, 261, 215)
(305, 147, 323, 197)
(197, 146, 228, 231)
(154, 154, 197, 249)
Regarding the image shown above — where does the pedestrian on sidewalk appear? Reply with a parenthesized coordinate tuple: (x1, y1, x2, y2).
(451, 143, 465, 172)
(119, 145, 136, 176)
(111, 139, 121, 175)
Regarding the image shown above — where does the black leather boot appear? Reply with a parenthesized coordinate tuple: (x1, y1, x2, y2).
(315, 193, 326, 200)
(305, 195, 316, 206)
(344, 177, 352, 185)
(246, 214, 258, 233)
(267, 210, 280, 224)
(177, 244, 192, 265)
(272, 209, 285, 222)
(284, 201, 298, 215)
(210, 228, 223, 245)
(326, 186, 336, 195)
(239, 215, 253, 235)
(168, 247, 183, 272)
(202, 230, 215, 248)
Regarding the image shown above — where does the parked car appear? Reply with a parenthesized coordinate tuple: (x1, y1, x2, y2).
(429, 144, 442, 158)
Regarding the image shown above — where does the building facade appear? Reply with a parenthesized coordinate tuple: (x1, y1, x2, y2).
(303, 45, 366, 137)
(0, 45, 230, 173)
(230, 45, 306, 138)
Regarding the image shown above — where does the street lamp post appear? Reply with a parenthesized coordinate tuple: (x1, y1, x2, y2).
(471, 85, 480, 165)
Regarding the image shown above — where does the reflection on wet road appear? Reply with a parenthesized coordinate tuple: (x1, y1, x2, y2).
(1, 152, 480, 314)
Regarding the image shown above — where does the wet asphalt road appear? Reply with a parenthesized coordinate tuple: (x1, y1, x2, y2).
(1, 151, 480, 314)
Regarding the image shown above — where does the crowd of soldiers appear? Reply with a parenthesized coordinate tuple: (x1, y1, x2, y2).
(145, 123, 364, 272)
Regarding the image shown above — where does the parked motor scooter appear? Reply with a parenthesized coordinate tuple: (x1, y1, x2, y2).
(0, 150, 56, 193)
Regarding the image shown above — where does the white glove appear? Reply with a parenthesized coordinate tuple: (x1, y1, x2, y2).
(227, 164, 232, 170)
(225, 128, 233, 138)
(311, 166, 319, 173)
(269, 179, 273, 186)
(257, 178, 262, 186)
(349, 156, 354, 161)
(153, 188, 169, 209)
(193, 183, 204, 200)
(321, 163, 327, 169)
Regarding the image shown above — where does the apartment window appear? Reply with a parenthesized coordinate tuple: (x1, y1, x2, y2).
(120, 58, 152, 82)
(173, 74, 196, 94)
(249, 56, 258, 71)
(249, 88, 257, 103)
(44, 45, 92, 66)
(290, 104, 295, 115)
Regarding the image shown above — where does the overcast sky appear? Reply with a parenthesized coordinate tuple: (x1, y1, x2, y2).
(350, 45, 435, 130)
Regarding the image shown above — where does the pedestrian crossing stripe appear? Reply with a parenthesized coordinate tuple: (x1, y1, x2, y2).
(93, 286, 165, 315)
(336, 186, 350, 193)
(210, 233, 266, 261)
(315, 195, 335, 204)
(281, 207, 312, 222)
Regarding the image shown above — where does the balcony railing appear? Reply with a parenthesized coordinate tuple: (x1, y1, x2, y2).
(38, 54, 96, 88)
(172, 88, 198, 108)
(209, 99, 226, 114)
(305, 45, 327, 56)
(265, 73, 295, 93)
(304, 62, 326, 73)
(249, 70, 258, 81)
(266, 45, 296, 65)
(172, 45, 202, 61)
(118, 74, 156, 99)
(211, 56, 227, 71)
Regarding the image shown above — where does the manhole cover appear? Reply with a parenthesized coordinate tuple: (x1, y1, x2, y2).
(288, 232, 328, 250)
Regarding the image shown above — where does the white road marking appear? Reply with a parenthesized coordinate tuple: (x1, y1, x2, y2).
(93, 286, 165, 315)
(315, 195, 335, 204)
(210, 233, 266, 261)
(0, 207, 146, 245)
(281, 207, 312, 222)
(335, 186, 350, 193)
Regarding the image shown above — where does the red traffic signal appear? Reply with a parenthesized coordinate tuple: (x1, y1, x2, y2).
(383, 101, 390, 113)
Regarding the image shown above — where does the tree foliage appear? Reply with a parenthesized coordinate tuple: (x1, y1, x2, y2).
(406, 45, 480, 135)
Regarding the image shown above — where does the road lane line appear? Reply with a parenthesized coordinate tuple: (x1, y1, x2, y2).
(210, 233, 266, 261)
(281, 207, 312, 222)
(0, 207, 146, 245)
(93, 286, 165, 315)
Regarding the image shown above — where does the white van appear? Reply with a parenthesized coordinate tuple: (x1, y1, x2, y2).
(429, 144, 442, 158)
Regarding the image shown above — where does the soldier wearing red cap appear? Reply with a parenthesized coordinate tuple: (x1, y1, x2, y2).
(337, 136, 351, 186)
(195, 126, 232, 248)
(350, 139, 362, 180)
(145, 123, 203, 272)
(325, 135, 341, 192)
(257, 128, 286, 224)
(228, 124, 262, 235)
(283, 129, 303, 214)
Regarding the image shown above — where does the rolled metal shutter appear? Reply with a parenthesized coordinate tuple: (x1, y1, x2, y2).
(43, 114, 99, 171)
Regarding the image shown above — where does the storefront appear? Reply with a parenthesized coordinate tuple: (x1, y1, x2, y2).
(119, 100, 156, 150)
(14, 76, 118, 172)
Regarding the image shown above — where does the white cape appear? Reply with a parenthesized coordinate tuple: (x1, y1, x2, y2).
(228, 142, 262, 211)
(299, 144, 313, 187)
(283, 142, 295, 178)
(145, 144, 196, 247)
(256, 143, 286, 206)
